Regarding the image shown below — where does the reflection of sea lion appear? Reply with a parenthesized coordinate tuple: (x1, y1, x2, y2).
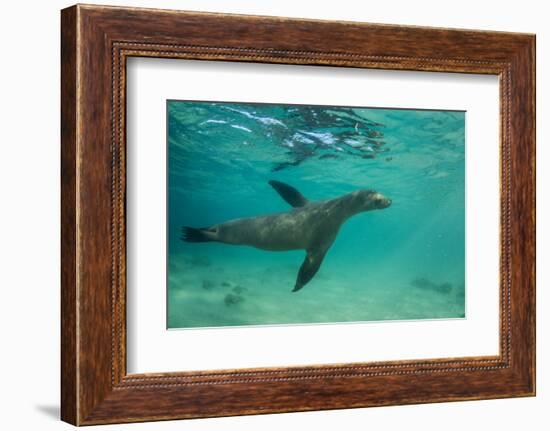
(182, 181, 391, 292)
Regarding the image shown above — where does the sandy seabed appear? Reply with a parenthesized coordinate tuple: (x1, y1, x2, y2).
(167, 251, 465, 329)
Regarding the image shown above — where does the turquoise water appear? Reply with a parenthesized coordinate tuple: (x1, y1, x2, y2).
(167, 100, 465, 329)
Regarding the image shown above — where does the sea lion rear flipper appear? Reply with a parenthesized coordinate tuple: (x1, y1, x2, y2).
(268, 180, 308, 208)
(181, 226, 216, 243)
(293, 250, 327, 292)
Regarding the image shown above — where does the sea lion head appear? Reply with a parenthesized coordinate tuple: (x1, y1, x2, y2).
(348, 189, 392, 212)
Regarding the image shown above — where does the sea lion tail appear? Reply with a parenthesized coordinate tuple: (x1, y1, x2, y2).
(181, 226, 216, 243)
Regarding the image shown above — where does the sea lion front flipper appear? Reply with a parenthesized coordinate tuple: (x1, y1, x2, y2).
(293, 249, 327, 292)
(268, 180, 309, 208)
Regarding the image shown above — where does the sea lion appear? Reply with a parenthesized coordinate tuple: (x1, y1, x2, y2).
(182, 180, 391, 292)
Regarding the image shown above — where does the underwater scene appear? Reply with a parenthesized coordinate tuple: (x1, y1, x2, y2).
(167, 100, 465, 329)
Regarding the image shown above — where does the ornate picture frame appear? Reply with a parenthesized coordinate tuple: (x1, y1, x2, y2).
(61, 4, 535, 425)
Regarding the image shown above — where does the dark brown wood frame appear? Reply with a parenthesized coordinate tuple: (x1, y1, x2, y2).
(61, 4, 535, 426)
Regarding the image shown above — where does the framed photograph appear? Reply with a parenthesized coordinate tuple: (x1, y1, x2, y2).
(61, 4, 535, 425)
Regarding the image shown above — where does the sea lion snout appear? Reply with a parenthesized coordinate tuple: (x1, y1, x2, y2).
(353, 190, 391, 211)
(373, 193, 392, 209)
